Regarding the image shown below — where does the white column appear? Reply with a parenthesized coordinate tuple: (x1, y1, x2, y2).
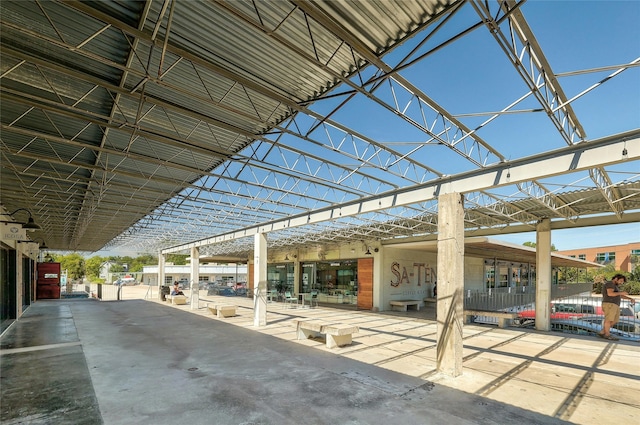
(190, 247, 199, 310)
(253, 233, 267, 327)
(535, 218, 552, 331)
(158, 251, 165, 300)
(436, 192, 465, 377)
(372, 245, 383, 311)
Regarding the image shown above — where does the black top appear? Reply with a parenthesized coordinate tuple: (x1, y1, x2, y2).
(601, 281, 621, 306)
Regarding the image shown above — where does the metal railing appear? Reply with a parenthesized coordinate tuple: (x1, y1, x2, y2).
(85, 283, 120, 301)
(463, 283, 593, 311)
(463, 285, 639, 341)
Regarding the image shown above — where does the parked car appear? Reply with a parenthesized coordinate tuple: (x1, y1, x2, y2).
(517, 300, 634, 325)
(113, 277, 138, 286)
(621, 300, 640, 319)
(207, 284, 235, 296)
(234, 283, 247, 296)
(550, 316, 640, 341)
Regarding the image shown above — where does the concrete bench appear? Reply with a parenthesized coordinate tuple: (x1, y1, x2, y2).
(464, 310, 518, 328)
(389, 300, 422, 312)
(207, 303, 237, 318)
(167, 294, 187, 305)
(294, 320, 359, 349)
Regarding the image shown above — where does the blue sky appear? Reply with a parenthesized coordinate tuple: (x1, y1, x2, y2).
(492, 222, 640, 251)
(99, 0, 639, 257)
(331, 1, 640, 252)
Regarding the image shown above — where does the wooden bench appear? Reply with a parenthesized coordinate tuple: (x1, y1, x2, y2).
(464, 310, 518, 328)
(423, 297, 436, 304)
(167, 294, 187, 305)
(294, 320, 359, 349)
(207, 302, 237, 318)
(389, 300, 422, 312)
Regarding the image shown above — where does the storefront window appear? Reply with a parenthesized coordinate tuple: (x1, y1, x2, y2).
(267, 263, 294, 293)
(485, 260, 532, 290)
(314, 261, 357, 295)
(484, 260, 495, 289)
(294, 260, 359, 304)
(300, 263, 315, 293)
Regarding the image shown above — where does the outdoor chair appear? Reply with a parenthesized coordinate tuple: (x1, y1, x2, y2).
(284, 291, 298, 308)
(267, 289, 278, 302)
(308, 291, 318, 307)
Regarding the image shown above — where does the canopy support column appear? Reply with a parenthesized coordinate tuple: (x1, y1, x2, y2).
(253, 233, 267, 327)
(190, 247, 199, 310)
(436, 192, 464, 377)
(535, 218, 552, 331)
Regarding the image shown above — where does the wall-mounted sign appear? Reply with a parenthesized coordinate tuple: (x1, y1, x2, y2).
(1, 223, 26, 242)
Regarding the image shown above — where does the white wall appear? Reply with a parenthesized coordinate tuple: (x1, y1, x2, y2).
(464, 257, 485, 292)
(380, 248, 437, 310)
(377, 248, 486, 311)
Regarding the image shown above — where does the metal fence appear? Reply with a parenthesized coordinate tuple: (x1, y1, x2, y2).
(463, 283, 593, 311)
(85, 283, 120, 301)
(464, 285, 640, 341)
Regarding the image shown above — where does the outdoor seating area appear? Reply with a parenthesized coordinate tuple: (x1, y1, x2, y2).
(167, 294, 187, 305)
(294, 319, 359, 349)
(284, 291, 298, 308)
(390, 300, 422, 312)
(207, 302, 237, 318)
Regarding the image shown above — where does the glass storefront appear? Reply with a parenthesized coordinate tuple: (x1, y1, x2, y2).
(484, 259, 534, 290)
(267, 263, 294, 293)
(311, 260, 358, 304)
(266, 260, 360, 305)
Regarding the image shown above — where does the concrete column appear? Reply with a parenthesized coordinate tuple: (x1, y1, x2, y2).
(535, 218, 552, 331)
(436, 192, 464, 377)
(190, 247, 199, 310)
(372, 245, 383, 311)
(293, 253, 300, 294)
(158, 251, 165, 300)
(253, 233, 267, 327)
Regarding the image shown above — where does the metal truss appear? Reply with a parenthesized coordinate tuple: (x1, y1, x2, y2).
(2, 1, 638, 254)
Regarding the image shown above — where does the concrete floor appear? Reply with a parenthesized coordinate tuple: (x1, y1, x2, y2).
(1, 288, 639, 425)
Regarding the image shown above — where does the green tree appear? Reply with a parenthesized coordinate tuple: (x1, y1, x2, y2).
(166, 254, 188, 265)
(523, 241, 557, 251)
(129, 254, 157, 272)
(109, 263, 125, 273)
(85, 256, 105, 279)
(58, 253, 85, 280)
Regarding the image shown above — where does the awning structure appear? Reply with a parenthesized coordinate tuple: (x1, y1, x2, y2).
(1, 1, 638, 255)
(385, 237, 602, 269)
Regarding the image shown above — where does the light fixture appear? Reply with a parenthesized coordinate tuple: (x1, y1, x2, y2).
(622, 142, 628, 159)
(32, 237, 48, 249)
(365, 246, 371, 255)
(7, 208, 41, 230)
(284, 254, 289, 261)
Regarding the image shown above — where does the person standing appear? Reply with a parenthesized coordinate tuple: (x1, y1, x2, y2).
(598, 274, 635, 340)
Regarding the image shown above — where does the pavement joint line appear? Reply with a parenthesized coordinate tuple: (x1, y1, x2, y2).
(0, 341, 82, 356)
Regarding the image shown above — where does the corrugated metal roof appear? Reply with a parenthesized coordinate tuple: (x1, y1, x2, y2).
(1, 0, 638, 254)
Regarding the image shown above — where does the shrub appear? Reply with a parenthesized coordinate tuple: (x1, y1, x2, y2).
(622, 281, 640, 295)
(593, 279, 640, 295)
(592, 281, 603, 294)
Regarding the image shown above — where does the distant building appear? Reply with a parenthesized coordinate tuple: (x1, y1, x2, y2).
(555, 242, 640, 272)
(142, 263, 247, 286)
(98, 261, 116, 280)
